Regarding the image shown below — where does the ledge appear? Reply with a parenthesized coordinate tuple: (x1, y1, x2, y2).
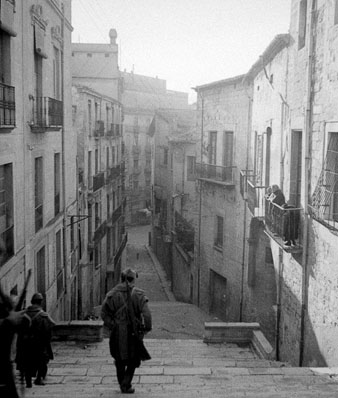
(52, 320, 104, 342)
(203, 322, 274, 360)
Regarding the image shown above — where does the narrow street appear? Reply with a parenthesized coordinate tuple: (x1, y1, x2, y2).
(126, 225, 214, 339)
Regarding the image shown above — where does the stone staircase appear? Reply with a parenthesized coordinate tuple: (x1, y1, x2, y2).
(24, 338, 338, 398)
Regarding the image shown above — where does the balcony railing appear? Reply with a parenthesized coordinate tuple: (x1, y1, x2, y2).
(195, 162, 235, 184)
(93, 171, 105, 191)
(94, 120, 104, 137)
(107, 165, 121, 182)
(31, 97, 63, 130)
(0, 83, 15, 127)
(264, 199, 303, 252)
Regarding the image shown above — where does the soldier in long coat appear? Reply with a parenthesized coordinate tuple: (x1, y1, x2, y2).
(16, 293, 55, 387)
(101, 268, 152, 394)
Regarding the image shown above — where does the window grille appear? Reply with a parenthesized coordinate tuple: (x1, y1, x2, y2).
(309, 133, 338, 231)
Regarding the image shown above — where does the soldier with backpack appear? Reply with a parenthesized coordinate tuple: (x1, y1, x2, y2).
(16, 293, 55, 387)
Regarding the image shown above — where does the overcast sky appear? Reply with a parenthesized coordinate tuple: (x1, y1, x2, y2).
(71, 0, 291, 103)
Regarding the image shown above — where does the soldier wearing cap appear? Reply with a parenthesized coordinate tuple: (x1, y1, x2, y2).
(16, 292, 55, 387)
(101, 268, 152, 394)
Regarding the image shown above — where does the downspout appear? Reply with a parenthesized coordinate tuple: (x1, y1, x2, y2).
(197, 91, 204, 308)
(299, 0, 316, 367)
(60, 4, 68, 320)
(239, 83, 252, 321)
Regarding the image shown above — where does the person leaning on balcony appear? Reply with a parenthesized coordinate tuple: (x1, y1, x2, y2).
(0, 241, 25, 398)
(269, 185, 286, 233)
(101, 268, 152, 394)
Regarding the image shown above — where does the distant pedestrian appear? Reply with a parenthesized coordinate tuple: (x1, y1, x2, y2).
(101, 268, 152, 394)
(16, 293, 55, 387)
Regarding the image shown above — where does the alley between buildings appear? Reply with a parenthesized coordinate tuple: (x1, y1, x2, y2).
(126, 225, 214, 339)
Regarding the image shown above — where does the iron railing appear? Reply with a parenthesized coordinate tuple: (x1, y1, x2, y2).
(93, 171, 105, 191)
(0, 83, 15, 126)
(265, 199, 303, 246)
(195, 162, 235, 183)
(32, 97, 63, 128)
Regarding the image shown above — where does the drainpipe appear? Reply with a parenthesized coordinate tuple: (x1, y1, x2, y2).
(197, 91, 204, 308)
(239, 86, 252, 321)
(276, 248, 283, 360)
(60, 4, 69, 320)
(299, 0, 316, 367)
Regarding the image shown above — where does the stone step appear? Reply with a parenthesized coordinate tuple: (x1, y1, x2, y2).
(24, 338, 338, 398)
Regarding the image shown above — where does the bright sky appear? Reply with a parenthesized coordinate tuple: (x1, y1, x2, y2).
(71, 0, 291, 103)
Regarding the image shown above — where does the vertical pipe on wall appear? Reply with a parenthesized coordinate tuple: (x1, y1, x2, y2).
(60, 4, 69, 320)
(197, 90, 204, 308)
(239, 86, 252, 321)
(299, 0, 316, 367)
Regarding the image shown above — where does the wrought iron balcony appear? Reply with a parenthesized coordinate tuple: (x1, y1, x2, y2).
(106, 165, 121, 182)
(264, 199, 303, 253)
(0, 82, 15, 128)
(195, 162, 236, 185)
(31, 97, 63, 131)
(93, 171, 105, 191)
(94, 120, 104, 137)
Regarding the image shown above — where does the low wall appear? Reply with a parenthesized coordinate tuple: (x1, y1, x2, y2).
(204, 322, 274, 360)
(52, 320, 104, 342)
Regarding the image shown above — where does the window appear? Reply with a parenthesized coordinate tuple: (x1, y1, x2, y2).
(36, 246, 46, 300)
(107, 194, 110, 218)
(112, 146, 115, 165)
(335, 0, 338, 25)
(88, 100, 92, 134)
(163, 148, 168, 165)
(254, 132, 263, 185)
(208, 131, 217, 164)
(95, 102, 98, 125)
(298, 0, 307, 50)
(88, 203, 92, 241)
(215, 216, 224, 248)
(133, 159, 139, 169)
(0, 29, 11, 84)
(289, 131, 302, 207)
(94, 241, 101, 268)
(95, 202, 100, 229)
(53, 46, 61, 100)
(223, 131, 234, 180)
(56, 230, 62, 273)
(54, 153, 61, 216)
(0, 163, 13, 266)
(95, 148, 98, 174)
(106, 147, 109, 169)
(133, 180, 139, 190)
(106, 105, 109, 131)
(187, 156, 196, 181)
(88, 151, 92, 188)
(35, 157, 43, 232)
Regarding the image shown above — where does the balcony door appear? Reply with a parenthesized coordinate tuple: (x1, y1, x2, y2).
(223, 131, 233, 181)
(290, 130, 302, 207)
(208, 131, 217, 178)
